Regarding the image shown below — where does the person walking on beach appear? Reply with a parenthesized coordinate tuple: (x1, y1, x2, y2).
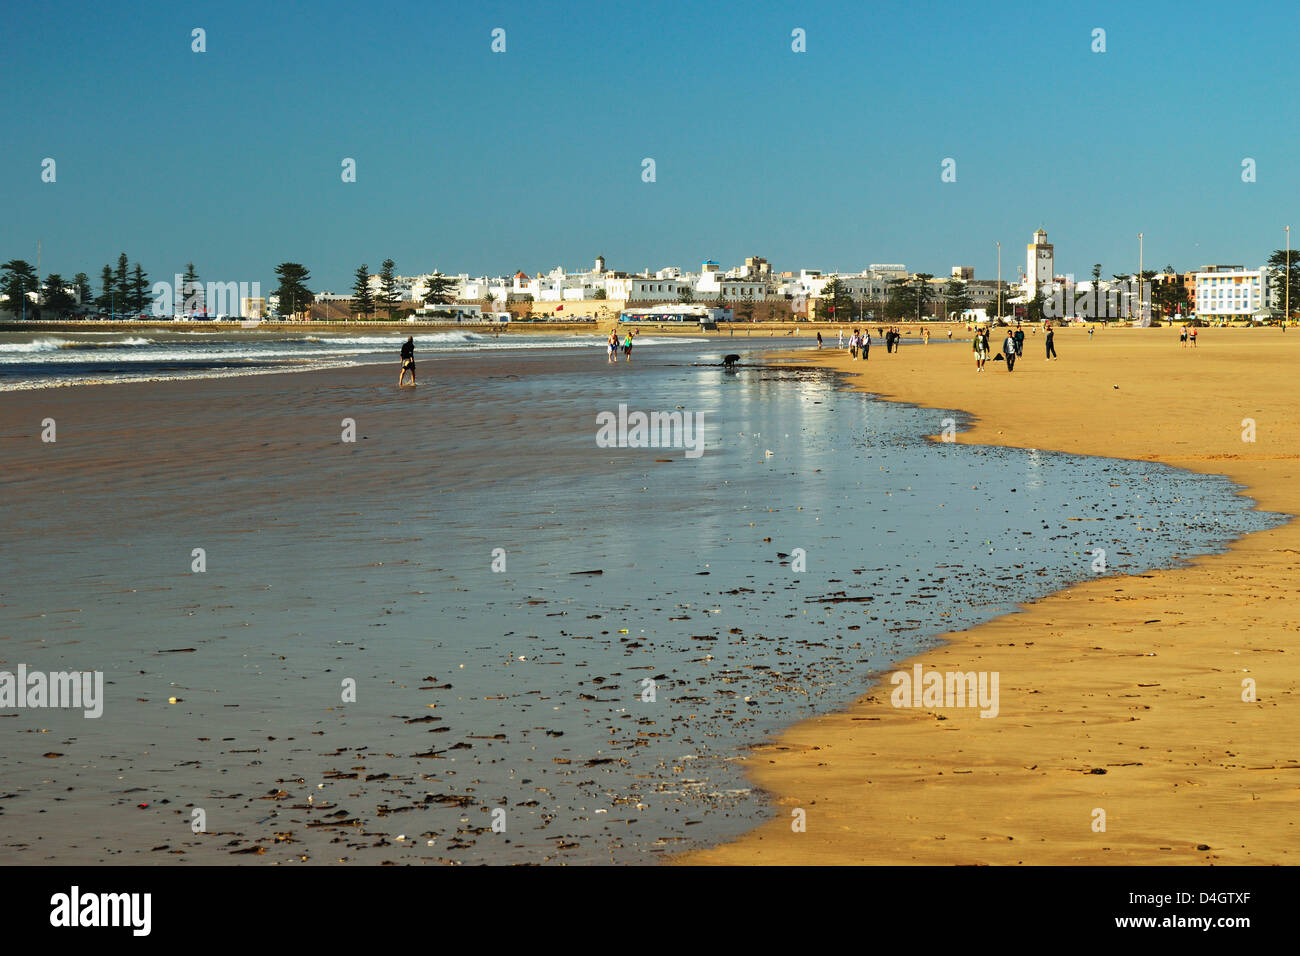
(973, 328, 987, 371)
(1003, 329, 1017, 371)
(1045, 323, 1058, 360)
(607, 329, 619, 363)
(1190, 327, 1198, 347)
(1087, 325, 1094, 340)
(398, 336, 416, 387)
(923, 327, 930, 345)
(816, 331, 823, 349)
(1179, 326, 1188, 346)
(861, 327, 871, 361)
(623, 331, 634, 361)
(1014, 324, 1025, 358)
(837, 328, 844, 349)
(947, 327, 953, 340)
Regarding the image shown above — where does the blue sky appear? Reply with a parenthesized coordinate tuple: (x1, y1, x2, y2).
(3, 0, 1296, 293)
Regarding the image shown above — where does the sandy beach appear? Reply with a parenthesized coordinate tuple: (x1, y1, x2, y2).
(683, 325, 1300, 865)
(1, 325, 1293, 866)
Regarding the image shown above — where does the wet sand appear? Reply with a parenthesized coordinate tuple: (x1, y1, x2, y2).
(3, 331, 1276, 865)
(683, 326, 1300, 864)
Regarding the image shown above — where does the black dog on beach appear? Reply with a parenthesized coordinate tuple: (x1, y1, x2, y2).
(722, 354, 741, 368)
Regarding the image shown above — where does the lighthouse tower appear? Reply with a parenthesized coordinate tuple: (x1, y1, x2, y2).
(1026, 228, 1054, 297)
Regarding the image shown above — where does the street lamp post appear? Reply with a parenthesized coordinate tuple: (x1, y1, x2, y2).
(996, 241, 1001, 322)
(1137, 232, 1144, 321)
(1286, 225, 1291, 326)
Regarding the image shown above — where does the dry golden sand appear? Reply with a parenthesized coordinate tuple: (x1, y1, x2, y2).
(682, 325, 1300, 865)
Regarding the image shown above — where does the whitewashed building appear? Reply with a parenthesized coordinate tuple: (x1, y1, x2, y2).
(604, 276, 690, 302)
(1194, 266, 1271, 320)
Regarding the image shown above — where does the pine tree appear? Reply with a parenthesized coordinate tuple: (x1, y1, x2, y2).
(130, 263, 149, 314)
(182, 262, 202, 314)
(738, 289, 756, 323)
(97, 265, 115, 313)
(1, 260, 40, 319)
(1267, 249, 1300, 321)
(42, 273, 76, 316)
(885, 275, 936, 322)
(115, 253, 130, 311)
(942, 277, 971, 320)
(422, 272, 457, 305)
(819, 278, 853, 322)
(115, 252, 130, 297)
(910, 274, 935, 322)
(378, 259, 398, 317)
(351, 264, 375, 318)
(272, 263, 314, 319)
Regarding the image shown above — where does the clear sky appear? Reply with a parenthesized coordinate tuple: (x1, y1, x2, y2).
(3, 0, 1296, 293)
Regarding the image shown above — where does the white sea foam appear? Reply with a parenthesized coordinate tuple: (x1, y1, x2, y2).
(0, 338, 67, 353)
(302, 331, 486, 346)
(0, 331, 711, 385)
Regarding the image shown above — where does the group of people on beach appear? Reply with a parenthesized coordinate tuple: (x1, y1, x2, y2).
(845, 328, 870, 359)
(607, 328, 637, 363)
(1179, 325, 1199, 347)
(395, 329, 644, 386)
(973, 322, 1057, 372)
(832, 325, 921, 357)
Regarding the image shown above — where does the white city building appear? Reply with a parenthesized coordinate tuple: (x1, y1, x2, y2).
(1194, 266, 1271, 321)
(604, 276, 690, 302)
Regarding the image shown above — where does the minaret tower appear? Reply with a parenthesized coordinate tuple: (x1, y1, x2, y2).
(1026, 228, 1054, 296)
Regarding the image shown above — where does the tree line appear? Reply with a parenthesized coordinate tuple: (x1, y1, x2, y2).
(348, 259, 457, 319)
(7, 251, 1300, 322)
(0, 257, 410, 321)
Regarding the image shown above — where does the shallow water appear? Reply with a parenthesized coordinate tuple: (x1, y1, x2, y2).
(0, 341, 1282, 864)
(0, 327, 706, 390)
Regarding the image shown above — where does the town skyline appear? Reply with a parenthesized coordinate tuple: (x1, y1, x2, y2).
(5, 0, 1296, 294)
(5, 222, 1291, 299)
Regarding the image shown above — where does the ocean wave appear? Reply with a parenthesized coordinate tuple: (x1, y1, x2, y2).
(57, 337, 154, 350)
(0, 346, 346, 364)
(0, 358, 361, 392)
(301, 331, 487, 346)
(0, 338, 68, 353)
(618, 336, 707, 346)
(0, 332, 714, 368)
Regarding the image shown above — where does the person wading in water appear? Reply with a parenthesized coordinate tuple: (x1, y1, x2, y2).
(398, 336, 416, 387)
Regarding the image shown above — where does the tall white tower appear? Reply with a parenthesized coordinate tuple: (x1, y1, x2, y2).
(1026, 228, 1054, 296)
